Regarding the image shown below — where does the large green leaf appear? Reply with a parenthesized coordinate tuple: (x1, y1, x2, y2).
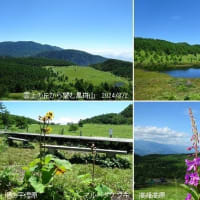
(44, 154, 54, 165)
(180, 184, 199, 200)
(54, 158, 72, 170)
(95, 184, 113, 197)
(41, 167, 55, 185)
(29, 158, 41, 167)
(29, 176, 45, 193)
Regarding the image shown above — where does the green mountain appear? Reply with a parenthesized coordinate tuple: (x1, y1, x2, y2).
(36, 49, 107, 66)
(9, 114, 38, 124)
(81, 104, 132, 125)
(135, 37, 200, 55)
(90, 59, 133, 79)
(135, 37, 200, 70)
(0, 41, 62, 57)
(135, 153, 187, 188)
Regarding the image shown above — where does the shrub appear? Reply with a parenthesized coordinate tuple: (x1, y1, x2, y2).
(0, 168, 18, 193)
(68, 123, 78, 131)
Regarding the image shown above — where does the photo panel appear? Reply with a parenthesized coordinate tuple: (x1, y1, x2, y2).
(0, 0, 133, 101)
(0, 101, 133, 199)
(134, 101, 200, 200)
(134, 0, 200, 100)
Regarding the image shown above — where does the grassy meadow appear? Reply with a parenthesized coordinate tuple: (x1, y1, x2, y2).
(7, 123, 132, 139)
(134, 183, 187, 200)
(134, 38, 200, 100)
(46, 66, 130, 86)
(0, 137, 133, 199)
(134, 69, 200, 100)
(134, 153, 191, 200)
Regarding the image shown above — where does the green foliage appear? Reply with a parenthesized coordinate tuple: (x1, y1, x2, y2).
(78, 120, 84, 127)
(0, 104, 12, 129)
(180, 184, 199, 200)
(68, 123, 79, 132)
(0, 137, 7, 153)
(15, 117, 28, 129)
(75, 173, 113, 200)
(135, 37, 200, 55)
(134, 37, 200, 71)
(0, 57, 132, 100)
(0, 168, 18, 193)
(82, 104, 132, 125)
(90, 59, 133, 79)
(20, 154, 72, 194)
(69, 154, 131, 169)
(0, 57, 55, 96)
(135, 68, 200, 100)
(134, 154, 187, 188)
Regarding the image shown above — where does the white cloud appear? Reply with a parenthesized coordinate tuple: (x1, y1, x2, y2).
(134, 126, 189, 145)
(53, 117, 81, 125)
(95, 51, 133, 62)
(78, 48, 133, 62)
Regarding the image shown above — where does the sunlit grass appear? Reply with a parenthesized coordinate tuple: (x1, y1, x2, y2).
(135, 69, 200, 100)
(9, 123, 133, 139)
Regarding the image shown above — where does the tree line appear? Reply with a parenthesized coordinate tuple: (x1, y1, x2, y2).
(82, 104, 132, 124)
(0, 103, 38, 130)
(0, 57, 132, 100)
(134, 154, 187, 188)
(91, 59, 133, 80)
(134, 37, 200, 71)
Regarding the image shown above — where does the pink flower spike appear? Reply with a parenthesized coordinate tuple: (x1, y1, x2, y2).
(185, 193, 192, 200)
(187, 147, 192, 151)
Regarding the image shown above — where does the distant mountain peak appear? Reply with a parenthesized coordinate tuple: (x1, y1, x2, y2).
(0, 41, 62, 57)
(135, 140, 188, 155)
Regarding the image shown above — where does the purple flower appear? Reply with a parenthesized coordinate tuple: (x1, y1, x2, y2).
(189, 172, 200, 186)
(187, 147, 193, 151)
(185, 158, 200, 171)
(185, 193, 192, 200)
(185, 173, 190, 184)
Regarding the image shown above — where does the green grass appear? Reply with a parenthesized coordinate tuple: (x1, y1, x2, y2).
(135, 68, 200, 100)
(0, 137, 133, 196)
(8, 123, 132, 139)
(134, 183, 187, 200)
(46, 66, 130, 86)
(1, 93, 24, 100)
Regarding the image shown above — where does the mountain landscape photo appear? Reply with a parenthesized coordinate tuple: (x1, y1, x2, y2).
(135, 0, 200, 101)
(0, 101, 133, 199)
(134, 101, 200, 200)
(0, 0, 132, 100)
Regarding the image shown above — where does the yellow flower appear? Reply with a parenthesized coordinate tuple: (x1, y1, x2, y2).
(46, 112, 54, 120)
(55, 167, 66, 175)
(44, 127, 52, 134)
(42, 116, 48, 122)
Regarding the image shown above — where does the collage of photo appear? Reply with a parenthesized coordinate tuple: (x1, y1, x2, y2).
(2, 0, 200, 199)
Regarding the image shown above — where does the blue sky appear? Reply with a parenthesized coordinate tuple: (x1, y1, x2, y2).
(134, 102, 200, 145)
(0, 0, 132, 61)
(135, 0, 200, 44)
(2, 101, 131, 124)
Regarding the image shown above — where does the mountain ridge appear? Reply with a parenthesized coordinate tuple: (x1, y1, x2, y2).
(0, 41, 62, 57)
(36, 49, 108, 66)
(135, 140, 188, 155)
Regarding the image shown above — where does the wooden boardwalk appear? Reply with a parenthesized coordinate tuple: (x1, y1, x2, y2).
(3, 131, 133, 152)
